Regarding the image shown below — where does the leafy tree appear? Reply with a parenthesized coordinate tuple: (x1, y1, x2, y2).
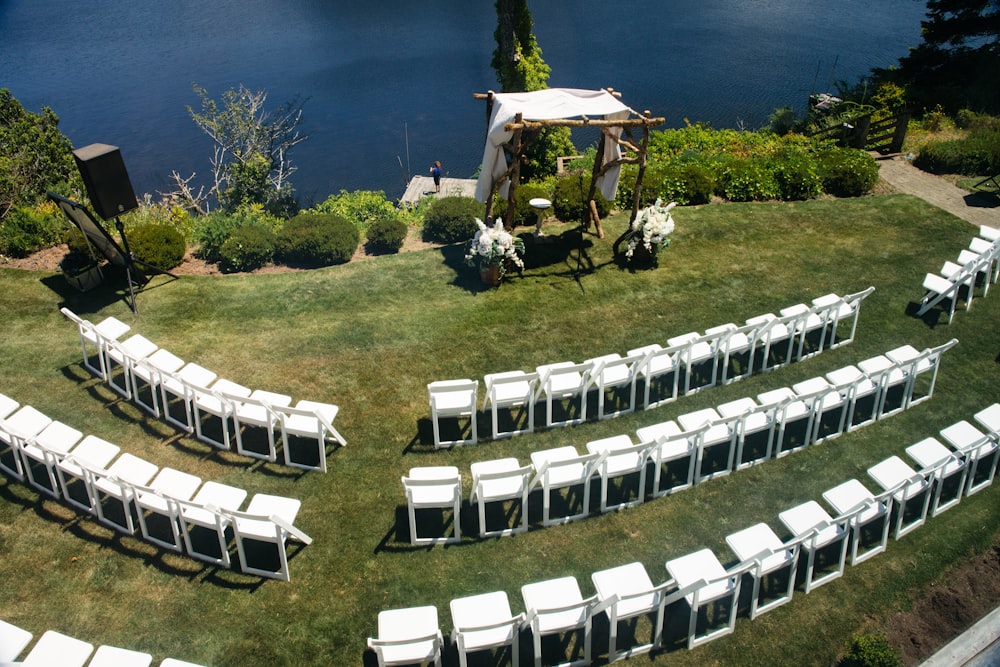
(888, 0, 1000, 114)
(0, 89, 79, 220)
(167, 84, 306, 216)
(492, 0, 575, 180)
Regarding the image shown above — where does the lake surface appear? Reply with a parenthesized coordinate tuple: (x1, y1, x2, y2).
(0, 1, 927, 204)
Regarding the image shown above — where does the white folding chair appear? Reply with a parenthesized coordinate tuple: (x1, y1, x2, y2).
(103, 334, 157, 399)
(583, 352, 642, 420)
(534, 361, 592, 427)
(821, 479, 892, 564)
(482, 370, 538, 438)
(232, 389, 292, 462)
(867, 456, 933, 538)
(177, 481, 248, 567)
(825, 365, 879, 432)
(402, 466, 462, 545)
(528, 447, 599, 526)
(591, 561, 670, 661)
(20, 420, 83, 498)
(191, 378, 251, 451)
(469, 457, 533, 537)
(664, 548, 747, 649)
(791, 376, 848, 444)
(905, 437, 969, 515)
(160, 659, 210, 667)
(725, 523, 801, 618)
(717, 397, 775, 469)
(677, 408, 737, 483)
(130, 348, 185, 418)
(745, 312, 794, 372)
(90, 452, 160, 534)
(940, 420, 999, 495)
(428, 379, 478, 447)
(55, 435, 121, 514)
(811, 286, 874, 350)
(160, 362, 218, 434)
(60, 307, 131, 380)
(778, 500, 850, 593)
(19, 629, 93, 667)
(274, 399, 346, 472)
(705, 322, 755, 385)
(666, 331, 716, 395)
(521, 576, 596, 667)
(627, 343, 680, 410)
(88, 644, 153, 667)
(636, 420, 699, 497)
(917, 270, 972, 324)
(451, 591, 524, 667)
(134, 467, 204, 552)
(757, 387, 813, 457)
(586, 434, 649, 512)
(368, 605, 442, 667)
(0, 618, 33, 662)
(0, 405, 52, 481)
(857, 353, 910, 418)
(890, 339, 958, 409)
(779, 302, 826, 361)
(227, 493, 311, 581)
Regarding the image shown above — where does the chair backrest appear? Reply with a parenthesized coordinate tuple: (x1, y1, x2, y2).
(428, 379, 478, 408)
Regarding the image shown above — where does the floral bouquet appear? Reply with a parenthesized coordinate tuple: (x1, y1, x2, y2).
(625, 198, 676, 260)
(465, 218, 525, 277)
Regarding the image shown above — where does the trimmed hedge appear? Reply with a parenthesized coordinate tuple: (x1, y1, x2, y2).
(277, 213, 358, 267)
(422, 196, 481, 243)
(914, 130, 1000, 176)
(127, 222, 186, 270)
(365, 215, 407, 254)
(219, 224, 277, 273)
(818, 148, 879, 198)
(552, 172, 610, 223)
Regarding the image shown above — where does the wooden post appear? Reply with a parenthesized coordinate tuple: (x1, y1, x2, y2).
(586, 132, 606, 238)
(851, 114, 871, 149)
(631, 112, 652, 225)
(890, 112, 911, 154)
(504, 112, 523, 229)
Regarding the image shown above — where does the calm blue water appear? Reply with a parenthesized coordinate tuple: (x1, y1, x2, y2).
(0, 1, 926, 204)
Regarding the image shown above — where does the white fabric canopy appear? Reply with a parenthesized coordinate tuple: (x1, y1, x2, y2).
(474, 88, 633, 202)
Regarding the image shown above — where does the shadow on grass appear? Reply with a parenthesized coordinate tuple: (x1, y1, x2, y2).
(905, 300, 947, 328)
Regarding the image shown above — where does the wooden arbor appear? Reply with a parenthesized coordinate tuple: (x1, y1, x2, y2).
(474, 88, 664, 236)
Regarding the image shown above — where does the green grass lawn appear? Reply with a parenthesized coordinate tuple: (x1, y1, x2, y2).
(0, 194, 997, 666)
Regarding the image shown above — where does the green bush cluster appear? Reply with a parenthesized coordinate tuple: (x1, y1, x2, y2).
(0, 201, 66, 257)
(421, 196, 482, 243)
(716, 157, 781, 202)
(840, 631, 901, 667)
(277, 212, 358, 267)
(638, 163, 715, 206)
(219, 224, 276, 272)
(818, 148, 880, 198)
(552, 172, 609, 222)
(773, 148, 823, 201)
(511, 182, 552, 226)
(308, 190, 398, 233)
(127, 223, 186, 270)
(914, 130, 1000, 176)
(193, 205, 281, 263)
(365, 215, 407, 254)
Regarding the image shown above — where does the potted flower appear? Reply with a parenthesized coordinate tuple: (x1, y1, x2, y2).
(59, 250, 104, 292)
(464, 218, 525, 286)
(623, 199, 676, 263)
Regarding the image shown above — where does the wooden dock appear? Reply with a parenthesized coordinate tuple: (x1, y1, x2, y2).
(399, 176, 479, 206)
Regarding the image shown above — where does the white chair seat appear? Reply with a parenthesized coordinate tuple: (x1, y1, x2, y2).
(20, 630, 94, 667)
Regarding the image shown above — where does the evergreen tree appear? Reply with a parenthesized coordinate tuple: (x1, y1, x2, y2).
(491, 0, 575, 180)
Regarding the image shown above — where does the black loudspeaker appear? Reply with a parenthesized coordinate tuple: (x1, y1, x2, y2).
(73, 143, 138, 220)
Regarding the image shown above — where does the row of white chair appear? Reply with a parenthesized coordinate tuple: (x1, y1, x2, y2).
(0, 393, 311, 581)
(428, 288, 875, 446)
(373, 403, 999, 667)
(0, 620, 205, 667)
(917, 224, 1000, 324)
(405, 341, 958, 543)
(60, 308, 346, 472)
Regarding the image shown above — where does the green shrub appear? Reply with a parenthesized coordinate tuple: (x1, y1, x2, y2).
(552, 172, 610, 223)
(840, 631, 901, 667)
(818, 148, 879, 197)
(309, 190, 397, 233)
(218, 224, 277, 272)
(716, 157, 780, 202)
(277, 213, 358, 267)
(955, 110, 1000, 133)
(0, 201, 66, 257)
(194, 205, 282, 263)
(365, 215, 407, 254)
(127, 223, 186, 270)
(914, 130, 1000, 176)
(773, 148, 823, 201)
(421, 196, 481, 243)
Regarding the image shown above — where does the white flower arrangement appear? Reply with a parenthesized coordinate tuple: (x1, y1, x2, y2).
(465, 218, 525, 275)
(625, 198, 676, 260)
